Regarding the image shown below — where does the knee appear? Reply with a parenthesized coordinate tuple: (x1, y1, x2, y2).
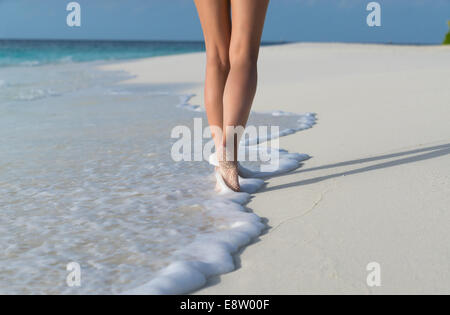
(229, 42, 258, 70)
(206, 49, 230, 74)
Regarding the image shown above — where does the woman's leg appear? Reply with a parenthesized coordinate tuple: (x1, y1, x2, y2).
(222, 0, 270, 161)
(193, 0, 231, 151)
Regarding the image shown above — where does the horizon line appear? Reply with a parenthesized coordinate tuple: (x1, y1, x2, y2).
(0, 38, 441, 46)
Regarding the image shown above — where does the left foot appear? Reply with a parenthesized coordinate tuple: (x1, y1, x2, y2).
(216, 161, 240, 192)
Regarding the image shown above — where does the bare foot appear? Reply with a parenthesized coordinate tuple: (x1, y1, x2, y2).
(216, 162, 240, 192)
(215, 145, 240, 192)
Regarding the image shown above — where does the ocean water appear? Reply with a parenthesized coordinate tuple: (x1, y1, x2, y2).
(0, 40, 316, 294)
(0, 40, 205, 67)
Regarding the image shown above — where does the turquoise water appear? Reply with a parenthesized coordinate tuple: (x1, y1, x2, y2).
(0, 40, 205, 67)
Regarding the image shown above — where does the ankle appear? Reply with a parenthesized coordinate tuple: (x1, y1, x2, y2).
(217, 145, 237, 163)
(219, 160, 238, 169)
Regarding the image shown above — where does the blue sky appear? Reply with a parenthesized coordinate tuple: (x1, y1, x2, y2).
(0, 0, 449, 43)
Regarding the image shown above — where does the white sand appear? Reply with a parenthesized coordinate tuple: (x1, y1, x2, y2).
(101, 43, 450, 294)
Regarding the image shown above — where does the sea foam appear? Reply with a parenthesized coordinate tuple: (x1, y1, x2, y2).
(125, 96, 316, 295)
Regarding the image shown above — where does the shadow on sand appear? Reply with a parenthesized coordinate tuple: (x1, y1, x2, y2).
(264, 143, 450, 192)
(194, 142, 450, 292)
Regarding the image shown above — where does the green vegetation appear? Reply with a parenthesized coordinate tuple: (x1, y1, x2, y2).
(443, 21, 450, 45)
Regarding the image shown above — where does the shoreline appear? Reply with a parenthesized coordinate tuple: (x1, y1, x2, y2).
(117, 81, 317, 295)
(101, 42, 450, 294)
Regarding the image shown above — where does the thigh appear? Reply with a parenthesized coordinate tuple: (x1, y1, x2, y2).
(194, 0, 231, 60)
(229, 0, 269, 59)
